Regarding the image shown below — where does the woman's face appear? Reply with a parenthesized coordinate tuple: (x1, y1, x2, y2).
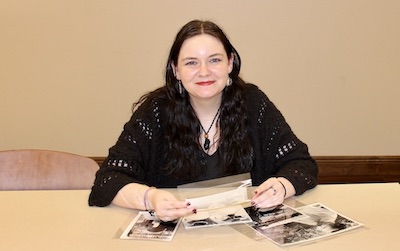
(174, 34, 233, 103)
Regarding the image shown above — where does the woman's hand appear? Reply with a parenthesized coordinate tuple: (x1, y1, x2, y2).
(251, 177, 293, 209)
(147, 188, 196, 222)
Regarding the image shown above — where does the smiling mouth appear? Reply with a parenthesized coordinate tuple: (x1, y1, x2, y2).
(196, 81, 215, 86)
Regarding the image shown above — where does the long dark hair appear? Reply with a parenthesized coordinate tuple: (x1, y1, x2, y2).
(136, 20, 253, 180)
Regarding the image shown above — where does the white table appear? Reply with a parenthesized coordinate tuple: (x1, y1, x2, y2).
(1, 183, 399, 251)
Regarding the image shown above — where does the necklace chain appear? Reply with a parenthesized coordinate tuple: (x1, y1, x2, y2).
(199, 107, 221, 151)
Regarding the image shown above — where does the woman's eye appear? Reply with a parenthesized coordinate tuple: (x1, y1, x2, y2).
(210, 58, 222, 63)
(185, 61, 197, 66)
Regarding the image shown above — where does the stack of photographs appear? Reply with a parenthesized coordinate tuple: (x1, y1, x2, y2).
(120, 203, 362, 244)
(246, 203, 363, 247)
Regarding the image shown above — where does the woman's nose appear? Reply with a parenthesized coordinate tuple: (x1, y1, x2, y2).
(198, 63, 210, 77)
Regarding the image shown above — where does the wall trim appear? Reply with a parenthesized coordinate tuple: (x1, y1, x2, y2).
(90, 156, 400, 184)
(314, 156, 400, 183)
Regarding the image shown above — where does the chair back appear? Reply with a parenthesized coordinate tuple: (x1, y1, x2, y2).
(0, 149, 99, 190)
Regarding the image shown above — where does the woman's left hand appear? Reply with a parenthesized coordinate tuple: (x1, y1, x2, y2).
(251, 177, 288, 209)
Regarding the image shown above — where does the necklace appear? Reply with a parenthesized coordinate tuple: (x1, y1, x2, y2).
(199, 107, 221, 151)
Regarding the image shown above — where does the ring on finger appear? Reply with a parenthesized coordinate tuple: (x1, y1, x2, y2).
(270, 187, 277, 195)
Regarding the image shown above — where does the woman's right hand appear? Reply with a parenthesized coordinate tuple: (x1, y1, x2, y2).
(147, 188, 196, 222)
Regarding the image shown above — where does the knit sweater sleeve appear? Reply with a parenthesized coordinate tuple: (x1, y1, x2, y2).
(245, 84, 318, 195)
(88, 97, 162, 207)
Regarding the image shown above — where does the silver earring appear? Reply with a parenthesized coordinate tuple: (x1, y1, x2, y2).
(226, 77, 233, 86)
(178, 80, 183, 94)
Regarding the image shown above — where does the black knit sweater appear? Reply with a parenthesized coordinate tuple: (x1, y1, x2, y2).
(89, 84, 318, 207)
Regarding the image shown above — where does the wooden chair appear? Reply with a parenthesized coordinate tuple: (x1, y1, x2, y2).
(0, 149, 99, 190)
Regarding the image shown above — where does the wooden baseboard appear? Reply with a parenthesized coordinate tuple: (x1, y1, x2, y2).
(90, 156, 400, 184)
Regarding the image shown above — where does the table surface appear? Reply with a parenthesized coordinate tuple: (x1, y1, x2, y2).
(1, 183, 399, 251)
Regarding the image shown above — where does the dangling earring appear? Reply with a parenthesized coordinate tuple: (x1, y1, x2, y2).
(178, 80, 183, 94)
(226, 77, 233, 87)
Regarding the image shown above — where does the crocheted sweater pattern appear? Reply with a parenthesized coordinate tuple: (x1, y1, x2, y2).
(89, 84, 318, 207)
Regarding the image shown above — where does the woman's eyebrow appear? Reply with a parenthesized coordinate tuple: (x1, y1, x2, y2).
(181, 53, 224, 62)
(181, 57, 197, 61)
(209, 53, 224, 57)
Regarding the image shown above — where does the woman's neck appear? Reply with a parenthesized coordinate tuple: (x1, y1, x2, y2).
(190, 96, 222, 119)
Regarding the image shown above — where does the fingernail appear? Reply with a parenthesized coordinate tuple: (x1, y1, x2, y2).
(192, 209, 197, 214)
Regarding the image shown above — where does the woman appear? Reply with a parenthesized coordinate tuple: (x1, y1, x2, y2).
(89, 20, 318, 222)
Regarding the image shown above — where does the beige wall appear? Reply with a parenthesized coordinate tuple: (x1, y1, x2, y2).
(1, 0, 399, 157)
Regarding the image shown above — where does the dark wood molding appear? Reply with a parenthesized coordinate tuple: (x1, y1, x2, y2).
(314, 156, 400, 184)
(89, 156, 400, 184)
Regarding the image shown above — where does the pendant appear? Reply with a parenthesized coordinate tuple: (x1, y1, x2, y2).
(204, 138, 210, 150)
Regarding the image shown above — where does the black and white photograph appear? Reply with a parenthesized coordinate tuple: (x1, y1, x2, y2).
(182, 205, 253, 229)
(120, 211, 180, 241)
(255, 203, 363, 246)
(246, 204, 306, 229)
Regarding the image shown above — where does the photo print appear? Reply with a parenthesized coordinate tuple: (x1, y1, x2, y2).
(182, 205, 253, 229)
(121, 211, 180, 241)
(246, 204, 306, 229)
(254, 203, 363, 246)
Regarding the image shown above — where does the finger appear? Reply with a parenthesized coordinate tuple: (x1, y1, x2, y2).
(169, 207, 197, 219)
(152, 190, 187, 209)
(258, 190, 284, 208)
(257, 197, 283, 209)
(255, 188, 285, 209)
(156, 206, 196, 221)
(153, 199, 194, 218)
(252, 178, 276, 199)
(269, 186, 277, 196)
(154, 200, 190, 215)
(252, 179, 288, 208)
(167, 200, 191, 209)
(251, 187, 276, 207)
